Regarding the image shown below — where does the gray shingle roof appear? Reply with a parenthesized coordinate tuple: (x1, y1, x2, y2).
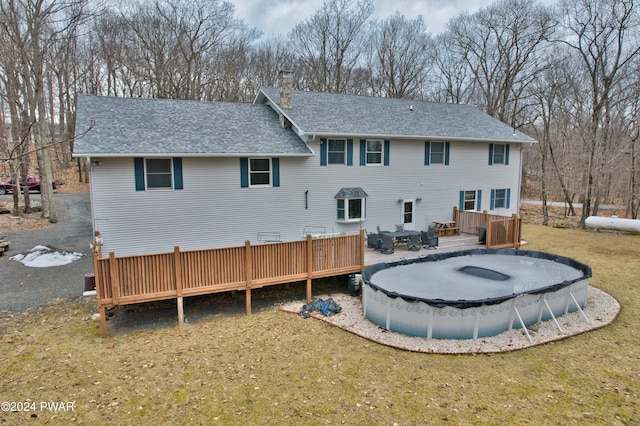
(73, 94, 313, 157)
(256, 87, 536, 144)
(334, 187, 368, 199)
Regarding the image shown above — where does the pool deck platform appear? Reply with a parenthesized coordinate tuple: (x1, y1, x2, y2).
(364, 234, 485, 267)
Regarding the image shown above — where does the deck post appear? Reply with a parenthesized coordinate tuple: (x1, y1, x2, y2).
(93, 231, 103, 258)
(306, 234, 313, 303)
(93, 251, 107, 337)
(452, 206, 458, 223)
(486, 219, 492, 248)
(174, 246, 185, 325)
(109, 251, 120, 305)
(99, 306, 107, 338)
(245, 240, 253, 315)
(359, 229, 366, 270)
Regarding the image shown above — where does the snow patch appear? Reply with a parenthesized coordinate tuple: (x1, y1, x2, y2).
(10, 245, 85, 268)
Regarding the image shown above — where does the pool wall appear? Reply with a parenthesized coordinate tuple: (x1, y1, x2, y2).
(361, 249, 592, 339)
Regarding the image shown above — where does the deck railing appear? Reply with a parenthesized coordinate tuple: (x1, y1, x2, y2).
(453, 207, 522, 249)
(485, 215, 522, 249)
(93, 231, 365, 337)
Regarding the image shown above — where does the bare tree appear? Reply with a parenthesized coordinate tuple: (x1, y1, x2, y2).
(446, 0, 556, 126)
(526, 50, 582, 224)
(558, 0, 640, 226)
(429, 33, 475, 103)
(0, 0, 89, 222)
(115, 0, 259, 101)
(289, 0, 373, 93)
(364, 13, 432, 99)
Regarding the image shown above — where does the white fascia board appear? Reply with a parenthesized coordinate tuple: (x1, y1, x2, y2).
(73, 152, 314, 158)
(305, 132, 537, 144)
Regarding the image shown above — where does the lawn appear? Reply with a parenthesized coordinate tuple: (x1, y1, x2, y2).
(1, 224, 638, 424)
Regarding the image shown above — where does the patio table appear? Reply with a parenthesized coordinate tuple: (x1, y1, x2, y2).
(433, 220, 459, 236)
(380, 230, 420, 246)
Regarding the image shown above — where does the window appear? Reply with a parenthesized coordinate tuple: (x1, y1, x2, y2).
(460, 190, 482, 211)
(240, 158, 280, 188)
(366, 140, 382, 165)
(464, 190, 476, 211)
(146, 158, 172, 189)
(337, 198, 365, 221)
(494, 189, 506, 209)
(135, 157, 182, 191)
(403, 201, 413, 224)
(328, 139, 346, 164)
(360, 139, 389, 166)
(493, 144, 505, 164)
(424, 141, 450, 165)
(431, 142, 445, 164)
(335, 187, 368, 222)
(491, 188, 511, 210)
(249, 158, 271, 186)
(489, 143, 509, 165)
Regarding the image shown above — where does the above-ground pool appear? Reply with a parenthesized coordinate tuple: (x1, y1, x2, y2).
(361, 249, 592, 339)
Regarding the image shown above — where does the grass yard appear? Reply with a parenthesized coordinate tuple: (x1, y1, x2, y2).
(1, 223, 639, 424)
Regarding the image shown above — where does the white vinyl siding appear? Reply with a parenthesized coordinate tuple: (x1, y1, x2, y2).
(89, 140, 521, 256)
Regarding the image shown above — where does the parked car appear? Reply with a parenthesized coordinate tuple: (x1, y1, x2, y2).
(0, 176, 57, 195)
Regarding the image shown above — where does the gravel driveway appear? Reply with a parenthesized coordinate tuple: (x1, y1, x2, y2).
(0, 192, 94, 316)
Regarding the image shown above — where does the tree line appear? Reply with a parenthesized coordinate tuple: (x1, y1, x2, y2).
(1, 0, 639, 226)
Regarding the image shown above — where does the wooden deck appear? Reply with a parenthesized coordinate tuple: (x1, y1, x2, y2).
(364, 233, 483, 266)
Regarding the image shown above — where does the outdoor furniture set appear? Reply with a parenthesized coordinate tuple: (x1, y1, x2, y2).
(433, 220, 460, 237)
(367, 224, 439, 254)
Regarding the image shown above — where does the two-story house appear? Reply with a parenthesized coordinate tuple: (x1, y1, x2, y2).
(73, 72, 535, 257)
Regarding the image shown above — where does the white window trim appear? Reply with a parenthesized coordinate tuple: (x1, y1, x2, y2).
(336, 198, 366, 223)
(463, 190, 477, 211)
(494, 188, 507, 209)
(248, 158, 272, 188)
(145, 158, 173, 190)
(327, 139, 347, 165)
(366, 139, 383, 166)
(430, 141, 446, 165)
(493, 143, 506, 165)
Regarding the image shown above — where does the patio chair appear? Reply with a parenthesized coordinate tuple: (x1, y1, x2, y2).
(379, 234, 395, 254)
(407, 233, 421, 251)
(366, 230, 382, 249)
(421, 229, 438, 249)
(395, 224, 404, 232)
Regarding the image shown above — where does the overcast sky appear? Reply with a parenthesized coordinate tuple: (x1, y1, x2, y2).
(232, 0, 557, 38)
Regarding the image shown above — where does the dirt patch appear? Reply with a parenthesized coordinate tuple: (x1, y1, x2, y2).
(0, 210, 51, 232)
(55, 165, 90, 193)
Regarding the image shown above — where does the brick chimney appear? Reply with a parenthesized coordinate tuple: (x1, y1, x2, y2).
(278, 70, 293, 109)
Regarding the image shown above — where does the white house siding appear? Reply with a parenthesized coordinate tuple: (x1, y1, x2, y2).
(90, 139, 522, 256)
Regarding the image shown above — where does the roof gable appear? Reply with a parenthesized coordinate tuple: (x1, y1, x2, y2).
(256, 87, 536, 144)
(73, 94, 313, 157)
